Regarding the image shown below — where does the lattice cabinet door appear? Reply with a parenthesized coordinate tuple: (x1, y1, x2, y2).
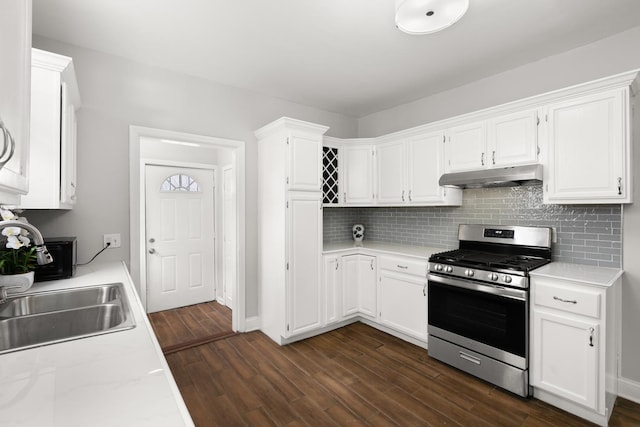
(322, 146, 340, 204)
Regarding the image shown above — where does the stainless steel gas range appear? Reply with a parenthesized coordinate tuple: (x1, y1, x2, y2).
(427, 224, 552, 397)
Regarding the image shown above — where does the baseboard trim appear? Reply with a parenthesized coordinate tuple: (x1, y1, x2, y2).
(244, 316, 261, 332)
(619, 376, 640, 404)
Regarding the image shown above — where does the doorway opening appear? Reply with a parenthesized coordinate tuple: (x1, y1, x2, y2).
(129, 126, 246, 332)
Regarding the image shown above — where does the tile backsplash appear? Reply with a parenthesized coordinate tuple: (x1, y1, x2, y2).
(323, 185, 622, 268)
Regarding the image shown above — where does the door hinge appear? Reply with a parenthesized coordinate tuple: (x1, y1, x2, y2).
(286, 177, 289, 184)
(536, 115, 540, 126)
(545, 114, 548, 122)
(286, 137, 290, 145)
(537, 146, 540, 155)
(286, 201, 289, 208)
(443, 135, 446, 143)
(287, 324, 290, 332)
(286, 262, 289, 270)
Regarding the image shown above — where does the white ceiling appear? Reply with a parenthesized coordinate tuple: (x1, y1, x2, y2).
(32, 0, 640, 117)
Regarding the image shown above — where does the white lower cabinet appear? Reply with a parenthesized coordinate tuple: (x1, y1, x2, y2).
(378, 268, 428, 341)
(530, 269, 621, 426)
(341, 254, 377, 319)
(532, 310, 599, 409)
(323, 255, 342, 325)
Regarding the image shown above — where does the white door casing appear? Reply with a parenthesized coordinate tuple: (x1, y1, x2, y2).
(145, 165, 215, 312)
(222, 165, 236, 309)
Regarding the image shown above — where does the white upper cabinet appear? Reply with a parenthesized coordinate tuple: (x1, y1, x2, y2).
(446, 121, 487, 172)
(488, 109, 539, 167)
(289, 132, 323, 191)
(343, 144, 375, 204)
(377, 131, 461, 206)
(407, 131, 461, 205)
(376, 140, 405, 204)
(20, 49, 81, 209)
(446, 109, 539, 173)
(0, 0, 32, 203)
(543, 88, 630, 204)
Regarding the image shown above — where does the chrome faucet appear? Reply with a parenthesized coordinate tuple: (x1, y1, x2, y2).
(0, 220, 54, 265)
(0, 220, 54, 303)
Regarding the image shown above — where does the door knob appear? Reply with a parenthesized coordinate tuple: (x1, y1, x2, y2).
(148, 248, 156, 254)
(149, 238, 155, 243)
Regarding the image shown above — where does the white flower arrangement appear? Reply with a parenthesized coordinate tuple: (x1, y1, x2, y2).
(0, 208, 37, 274)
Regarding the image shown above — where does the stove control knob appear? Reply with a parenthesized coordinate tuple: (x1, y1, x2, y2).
(504, 276, 513, 284)
(445, 266, 453, 273)
(489, 273, 499, 281)
(435, 264, 443, 272)
(465, 269, 474, 277)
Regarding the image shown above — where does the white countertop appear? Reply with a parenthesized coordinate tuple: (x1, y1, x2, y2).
(530, 262, 623, 287)
(0, 261, 193, 427)
(323, 240, 444, 259)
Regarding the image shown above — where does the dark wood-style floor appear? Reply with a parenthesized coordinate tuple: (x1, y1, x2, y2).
(148, 300, 235, 353)
(152, 305, 640, 426)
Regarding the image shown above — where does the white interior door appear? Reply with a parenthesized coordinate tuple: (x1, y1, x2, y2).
(145, 165, 215, 313)
(222, 165, 236, 309)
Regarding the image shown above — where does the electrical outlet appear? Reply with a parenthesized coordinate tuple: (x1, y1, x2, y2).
(103, 233, 121, 248)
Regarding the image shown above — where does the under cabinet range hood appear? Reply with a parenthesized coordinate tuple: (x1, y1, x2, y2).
(439, 164, 543, 189)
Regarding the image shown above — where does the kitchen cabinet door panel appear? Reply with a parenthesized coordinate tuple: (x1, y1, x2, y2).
(446, 121, 486, 172)
(532, 310, 599, 410)
(287, 192, 323, 336)
(289, 133, 322, 191)
(323, 255, 342, 325)
(379, 272, 427, 340)
(342, 255, 361, 316)
(376, 140, 405, 204)
(488, 109, 538, 167)
(408, 131, 448, 203)
(359, 255, 377, 319)
(0, 0, 31, 201)
(544, 89, 628, 203)
(344, 145, 375, 204)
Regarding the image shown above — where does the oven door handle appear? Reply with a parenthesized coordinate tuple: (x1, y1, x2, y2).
(427, 273, 527, 301)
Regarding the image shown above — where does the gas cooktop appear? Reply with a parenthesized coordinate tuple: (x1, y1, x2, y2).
(429, 249, 551, 273)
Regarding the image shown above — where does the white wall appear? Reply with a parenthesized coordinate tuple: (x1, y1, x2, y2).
(358, 26, 640, 137)
(26, 35, 358, 319)
(357, 25, 640, 386)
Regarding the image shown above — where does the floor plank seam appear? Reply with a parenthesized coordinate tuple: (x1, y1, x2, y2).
(162, 331, 239, 355)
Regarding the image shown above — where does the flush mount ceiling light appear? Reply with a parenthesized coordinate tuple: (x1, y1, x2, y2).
(395, 0, 469, 35)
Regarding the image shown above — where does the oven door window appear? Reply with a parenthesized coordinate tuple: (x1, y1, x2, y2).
(428, 281, 526, 357)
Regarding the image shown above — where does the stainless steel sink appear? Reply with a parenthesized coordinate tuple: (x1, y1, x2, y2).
(0, 283, 136, 354)
(0, 284, 122, 317)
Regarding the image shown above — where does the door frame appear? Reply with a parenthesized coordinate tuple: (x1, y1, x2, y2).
(144, 162, 217, 312)
(129, 125, 246, 332)
(221, 164, 235, 308)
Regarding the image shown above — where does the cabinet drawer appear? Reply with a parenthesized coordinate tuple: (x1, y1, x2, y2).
(534, 281, 601, 318)
(379, 256, 426, 277)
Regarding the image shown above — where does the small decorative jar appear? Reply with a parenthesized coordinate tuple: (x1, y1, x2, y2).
(352, 224, 365, 242)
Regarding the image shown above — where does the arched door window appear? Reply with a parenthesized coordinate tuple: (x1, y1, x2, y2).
(160, 174, 201, 192)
